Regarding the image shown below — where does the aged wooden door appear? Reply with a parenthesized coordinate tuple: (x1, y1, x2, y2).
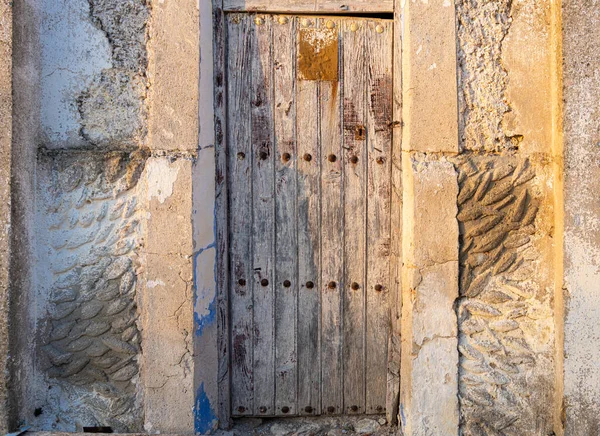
(226, 13, 394, 418)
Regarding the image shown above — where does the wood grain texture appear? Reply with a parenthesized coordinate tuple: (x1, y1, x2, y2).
(365, 19, 393, 415)
(213, 0, 231, 426)
(250, 15, 276, 416)
(341, 18, 366, 416)
(226, 15, 394, 418)
(227, 13, 254, 416)
(273, 14, 298, 417)
(318, 17, 344, 416)
(223, 0, 393, 13)
(296, 18, 321, 416)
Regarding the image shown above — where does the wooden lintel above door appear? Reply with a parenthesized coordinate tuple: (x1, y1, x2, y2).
(223, 0, 394, 14)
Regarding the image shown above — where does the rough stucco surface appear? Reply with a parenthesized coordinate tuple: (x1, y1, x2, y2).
(39, 0, 147, 148)
(0, 0, 11, 432)
(563, 1, 600, 434)
(456, 1, 557, 434)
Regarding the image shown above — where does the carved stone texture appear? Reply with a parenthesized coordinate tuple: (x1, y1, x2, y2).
(37, 149, 148, 432)
(453, 155, 555, 436)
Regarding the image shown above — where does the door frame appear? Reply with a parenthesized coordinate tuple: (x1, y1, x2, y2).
(195, 0, 402, 431)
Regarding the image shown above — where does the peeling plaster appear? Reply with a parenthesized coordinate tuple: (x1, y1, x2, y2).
(146, 158, 179, 203)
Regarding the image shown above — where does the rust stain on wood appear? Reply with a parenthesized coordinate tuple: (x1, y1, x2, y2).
(298, 28, 338, 81)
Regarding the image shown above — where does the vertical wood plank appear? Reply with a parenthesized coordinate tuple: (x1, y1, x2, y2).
(341, 19, 367, 416)
(273, 14, 298, 416)
(318, 17, 344, 416)
(251, 14, 276, 417)
(296, 17, 321, 417)
(213, 0, 231, 426)
(227, 13, 254, 417)
(365, 19, 393, 415)
(387, 6, 403, 424)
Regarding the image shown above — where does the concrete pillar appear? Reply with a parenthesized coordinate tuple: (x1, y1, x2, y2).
(399, 1, 460, 434)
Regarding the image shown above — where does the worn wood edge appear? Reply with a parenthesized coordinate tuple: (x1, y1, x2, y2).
(212, 0, 232, 429)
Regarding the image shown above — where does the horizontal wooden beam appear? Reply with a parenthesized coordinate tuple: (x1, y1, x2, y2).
(223, 0, 393, 14)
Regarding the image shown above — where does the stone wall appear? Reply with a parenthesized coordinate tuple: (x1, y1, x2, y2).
(0, 0, 11, 433)
(563, 0, 600, 434)
(8, 0, 198, 432)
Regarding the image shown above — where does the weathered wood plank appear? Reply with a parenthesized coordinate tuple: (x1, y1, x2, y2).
(341, 18, 366, 416)
(386, 4, 403, 424)
(296, 17, 321, 417)
(251, 14, 276, 417)
(213, 0, 231, 426)
(223, 0, 393, 13)
(273, 14, 298, 417)
(227, 13, 254, 417)
(365, 19, 393, 415)
(318, 17, 344, 416)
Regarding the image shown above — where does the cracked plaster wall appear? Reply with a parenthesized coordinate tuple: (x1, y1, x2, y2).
(10, 0, 198, 433)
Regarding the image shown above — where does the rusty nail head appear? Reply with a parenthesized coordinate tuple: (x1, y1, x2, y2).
(327, 406, 335, 413)
(282, 406, 290, 414)
(238, 278, 246, 286)
(261, 278, 269, 287)
(376, 405, 384, 412)
(304, 406, 313, 413)
(282, 152, 291, 162)
(238, 406, 246, 412)
(283, 280, 291, 288)
(306, 281, 314, 289)
(259, 406, 267, 413)
(237, 152, 245, 160)
(304, 153, 312, 162)
(376, 156, 386, 165)
(328, 154, 337, 163)
(375, 284, 383, 292)
(328, 281, 337, 289)
(350, 155, 359, 164)
(350, 23, 359, 32)
(351, 282, 360, 290)
(326, 20, 335, 29)
(259, 151, 268, 160)
(351, 405, 359, 412)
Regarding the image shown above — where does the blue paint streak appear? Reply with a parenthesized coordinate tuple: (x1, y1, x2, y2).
(193, 243, 217, 337)
(195, 297, 217, 337)
(400, 403, 406, 428)
(194, 383, 217, 434)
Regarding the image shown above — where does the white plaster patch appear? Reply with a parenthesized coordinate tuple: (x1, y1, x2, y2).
(147, 279, 166, 289)
(195, 246, 216, 320)
(443, 0, 451, 7)
(416, 44, 423, 55)
(146, 158, 179, 204)
(429, 63, 437, 70)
